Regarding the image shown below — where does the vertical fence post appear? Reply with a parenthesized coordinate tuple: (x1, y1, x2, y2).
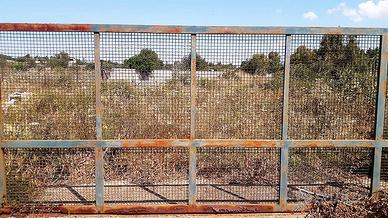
(189, 33, 197, 205)
(279, 34, 292, 209)
(372, 34, 388, 193)
(0, 149, 5, 208)
(0, 67, 6, 207)
(94, 32, 104, 212)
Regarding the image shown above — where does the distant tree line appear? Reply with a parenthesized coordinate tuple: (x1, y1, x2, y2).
(290, 35, 379, 96)
(1, 35, 380, 88)
(0, 51, 94, 71)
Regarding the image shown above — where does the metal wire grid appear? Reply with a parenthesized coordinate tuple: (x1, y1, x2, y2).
(5, 148, 95, 210)
(0, 31, 96, 140)
(288, 147, 373, 202)
(288, 35, 380, 140)
(385, 69, 388, 139)
(381, 147, 388, 188)
(196, 147, 280, 204)
(100, 33, 191, 139)
(195, 34, 285, 139)
(103, 147, 189, 204)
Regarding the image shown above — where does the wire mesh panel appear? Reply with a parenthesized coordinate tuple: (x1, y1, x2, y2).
(197, 147, 280, 204)
(289, 35, 380, 140)
(385, 67, 388, 139)
(5, 148, 95, 212)
(0, 31, 95, 140)
(196, 34, 285, 139)
(288, 147, 373, 202)
(100, 33, 191, 139)
(104, 147, 189, 204)
(382, 147, 388, 188)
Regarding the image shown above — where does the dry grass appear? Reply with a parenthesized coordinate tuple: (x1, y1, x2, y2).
(305, 189, 388, 217)
(2, 69, 375, 140)
(0, 68, 379, 215)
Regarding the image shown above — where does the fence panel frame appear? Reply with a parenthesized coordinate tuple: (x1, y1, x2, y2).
(372, 34, 388, 193)
(279, 34, 292, 208)
(189, 33, 198, 205)
(0, 24, 387, 214)
(0, 43, 4, 206)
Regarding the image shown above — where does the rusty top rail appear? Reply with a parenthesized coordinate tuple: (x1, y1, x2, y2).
(0, 23, 387, 35)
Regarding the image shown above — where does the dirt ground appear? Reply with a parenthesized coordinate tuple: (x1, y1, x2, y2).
(22, 213, 306, 218)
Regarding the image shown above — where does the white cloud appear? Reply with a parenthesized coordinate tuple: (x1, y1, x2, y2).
(327, 2, 363, 22)
(343, 7, 363, 22)
(327, 1, 388, 22)
(327, 2, 346, 14)
(358, 0, 388, 19)
(303, 11, 318, 21)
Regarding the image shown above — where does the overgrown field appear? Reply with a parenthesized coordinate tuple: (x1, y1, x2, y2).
(0, 66, 381, 213)
(1, 67, 376, 140)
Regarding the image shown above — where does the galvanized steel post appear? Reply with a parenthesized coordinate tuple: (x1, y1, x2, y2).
(0, 63, 5, 207)
(279, 34, 292, 208)
(0, 149, 5, 207)
(189, 33, 197, 205)
(372, 34, 388, 193)
(94, 32, 104, 211)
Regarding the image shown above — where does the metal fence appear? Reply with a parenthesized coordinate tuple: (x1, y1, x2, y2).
(0, 23, 387, 214)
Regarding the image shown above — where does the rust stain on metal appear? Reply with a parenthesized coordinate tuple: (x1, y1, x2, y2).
(57, 205, 97, 214)
(242, 140, 277, 147)
(0, 23, 92, 32)
(102, 204, 280, 214)
(200, 140, 279, 148)
(0, 204, 310, 214)
(148, 26, 184, 33)
(98, 26, 184, 33)
(206, 27, 285, 34)
(121, 139, 179, 148)
(210, 204, 276, 213)
(322, 30, 344, 35)
(0, 206, 11, 214)
(292, 140, 374, 148)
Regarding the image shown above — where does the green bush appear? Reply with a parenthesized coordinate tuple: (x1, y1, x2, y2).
(48, 52, 70, 68)
(124, 49, 163, 80)
(181, 53, 209, 71)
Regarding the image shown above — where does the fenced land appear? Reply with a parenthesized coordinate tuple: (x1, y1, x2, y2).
(0, 24, 387, 215)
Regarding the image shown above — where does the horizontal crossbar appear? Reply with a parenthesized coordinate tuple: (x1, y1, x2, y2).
(0, 203, 309, 214)
(0, 23, 387, 35)
(0, 139, 385, 148)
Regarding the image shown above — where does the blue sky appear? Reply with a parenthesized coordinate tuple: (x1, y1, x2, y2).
(1, 0, 388, 27)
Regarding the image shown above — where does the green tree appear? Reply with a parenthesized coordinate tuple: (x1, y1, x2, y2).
(48, 52, 70, 68)
(182, 53, 209, 71)
(0, 54, 7, 68)
(317, 35, 377, 96)
(291, 35, 379, 98)
(240, 54, 269, 75)
(14, 54, 36, 70)
(267, 52, 283, 74)
(240, 52, 283, 76)
(267, 52, 284, 89)
(290, 46, 319, 88)
(124, 49, 163, 80)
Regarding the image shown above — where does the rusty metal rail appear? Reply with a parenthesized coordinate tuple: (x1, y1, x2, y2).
(0, 23, 387, 214)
